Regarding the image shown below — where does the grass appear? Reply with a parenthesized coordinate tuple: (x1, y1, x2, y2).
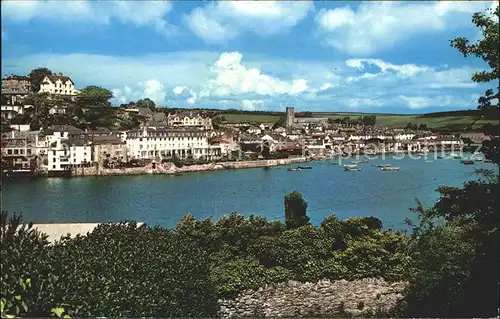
(220, 109, 499, 133)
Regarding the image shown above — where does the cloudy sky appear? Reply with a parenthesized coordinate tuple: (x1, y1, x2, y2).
(1, 0, 497, 113)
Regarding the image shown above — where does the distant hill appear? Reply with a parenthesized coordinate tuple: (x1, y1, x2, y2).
(207, 108, 498, 133)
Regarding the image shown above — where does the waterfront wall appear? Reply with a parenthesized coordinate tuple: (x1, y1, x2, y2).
(71, 157, 309, 177)
(218, 278, 408, 318)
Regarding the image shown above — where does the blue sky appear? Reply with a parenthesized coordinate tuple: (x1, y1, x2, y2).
(1, 0, 497, 113)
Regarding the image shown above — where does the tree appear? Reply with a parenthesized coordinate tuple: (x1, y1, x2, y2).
(361, 115, 376, 126)
(418, 124, 428, 130)
(28, 67, 52, 91)
(77, 85, 113, 108)
(451, 6, 499, 110)
(284, 191, 310, 229)
(272, 117, 285, 129)
(405, 7, 500, 317)
(136, 98, 156, 110)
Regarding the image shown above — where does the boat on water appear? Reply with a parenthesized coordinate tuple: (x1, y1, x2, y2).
(288, 167, 301, 171)
(298, 166, 312, 169)
(375, 164, 392, 168)
(381, 166, 400, 171)
(344, 164, 358, 168)
(437, 156, 444, 159)
(484, 159, 493, 163)
(345, 167, 361, 172)
(353, 160, 369, 164)
(460, 160, 474, 165)
(425, 160, 433, 163)
(473, 158, 484, 162)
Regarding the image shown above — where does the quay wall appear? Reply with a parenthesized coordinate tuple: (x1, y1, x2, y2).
(71, 157, 309, 177)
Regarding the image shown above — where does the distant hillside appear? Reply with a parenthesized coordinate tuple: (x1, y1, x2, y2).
(209, 109, 498, 133)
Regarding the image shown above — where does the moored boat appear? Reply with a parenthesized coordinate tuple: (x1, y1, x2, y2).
(345, 167, 361, 172)
(425, 160, 433, 163)
(460, 160, 474, 165)
(381, 166, 400, 171)
(288, 167, 301, 171)
(298, 166, 312, 169)
(375, 164, 392, 168)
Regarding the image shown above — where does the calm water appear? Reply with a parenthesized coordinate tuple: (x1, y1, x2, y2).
(2, 156, 496, 229)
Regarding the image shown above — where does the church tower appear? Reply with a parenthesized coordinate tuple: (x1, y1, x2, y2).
(285, 106, 295, 128)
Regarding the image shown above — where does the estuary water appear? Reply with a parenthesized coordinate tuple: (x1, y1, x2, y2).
(2, 155, 497, 230)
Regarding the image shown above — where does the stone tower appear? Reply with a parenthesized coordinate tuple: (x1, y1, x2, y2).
(285, 106, 295, 128)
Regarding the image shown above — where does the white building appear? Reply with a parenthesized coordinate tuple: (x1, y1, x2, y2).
(40, 126, 91, 173)
(38, 73, 79, 96)
(46, 133, 91, 173)
(126, 126, 221, 160)
(167, 112, 212, 130)
(395, 133, 416, 140)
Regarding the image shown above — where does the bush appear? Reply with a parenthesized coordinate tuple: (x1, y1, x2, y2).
(0, 213, 217, 317)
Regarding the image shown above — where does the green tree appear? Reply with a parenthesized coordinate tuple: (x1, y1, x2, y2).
(451, 6, 499, 109)
(272, 117, 285, 129)
(284, 191, 310, 229)
(77, 85, 113, 108)
(28, 67, 52, 91)
(136, 98, 156, 110)
(405, 6, 500, 317)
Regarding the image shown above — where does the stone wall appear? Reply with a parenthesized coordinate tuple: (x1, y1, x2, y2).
(218, 278, 408, 318)
(71, 157, 309, 177)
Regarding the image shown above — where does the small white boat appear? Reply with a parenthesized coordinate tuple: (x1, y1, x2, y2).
(376, 164, 392, 168)
(381, 166, 400, 171)
(344, 164, 358, 168)
(425, 160, 433, 163)
(345, 167, 361, 172)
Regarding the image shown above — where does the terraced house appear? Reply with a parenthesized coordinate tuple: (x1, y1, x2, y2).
(126, 126, 221, 160)
(166, 111, 212, 130)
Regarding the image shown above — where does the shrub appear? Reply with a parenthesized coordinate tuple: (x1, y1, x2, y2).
(0, 214, 217, 317)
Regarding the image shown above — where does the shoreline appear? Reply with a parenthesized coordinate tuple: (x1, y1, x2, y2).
(70, 157, 311, 177)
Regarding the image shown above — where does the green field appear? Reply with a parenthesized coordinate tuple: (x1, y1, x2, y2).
(220, 109, 498, 133)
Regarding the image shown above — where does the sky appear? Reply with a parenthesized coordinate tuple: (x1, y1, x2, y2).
(1, 0, 498, 113)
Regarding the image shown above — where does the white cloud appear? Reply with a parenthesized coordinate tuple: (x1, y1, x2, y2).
(1, 51, 487, 111)
(241, 100, 264, 111)
(201, 52, 309, 97)
(185, 1, 314, 43)
(315, 1, 495, 55)
(1, 0, 178, 37)
(398, 94, 473, 109)
(345, 59, 429, 77)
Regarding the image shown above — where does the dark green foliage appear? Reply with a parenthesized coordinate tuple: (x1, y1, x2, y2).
(135, 98, 156, 109)
(77, 85, 114, 108)
(284, 191, 310, 229)
(175, 212, 411, 299)
(451, 6, 499, 109)
(0, 212, 217, 317)
(0, 212, 51, 317)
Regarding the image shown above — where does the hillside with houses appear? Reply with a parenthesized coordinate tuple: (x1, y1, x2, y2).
(1, 68, 496, 177)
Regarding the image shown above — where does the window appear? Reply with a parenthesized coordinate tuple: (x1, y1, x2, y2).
(7, 149, 12, 155)
(14, 149, 19, 155)
(53, 158, 56, 162)
(53, 151, 56, 156)
(53, 165, 56, 169)
(20, 149, 24, 155)
(27, 149, 32, 155)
